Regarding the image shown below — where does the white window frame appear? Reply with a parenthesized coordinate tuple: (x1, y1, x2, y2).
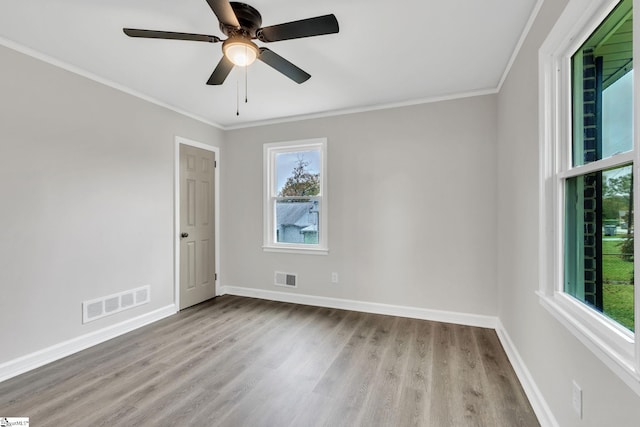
(539, 0, 640, 395)
(263, 138, 328, 255)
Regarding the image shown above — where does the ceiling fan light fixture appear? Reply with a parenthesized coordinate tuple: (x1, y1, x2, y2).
(223, 37, 258, 66)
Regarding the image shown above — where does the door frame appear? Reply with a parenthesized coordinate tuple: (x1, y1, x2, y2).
(174, 136, 220, 310)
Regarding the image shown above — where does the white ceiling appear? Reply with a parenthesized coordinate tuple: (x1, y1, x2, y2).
(0, 0, 540, 129)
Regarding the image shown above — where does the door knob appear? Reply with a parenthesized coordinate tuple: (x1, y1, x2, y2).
(181, 232, 189, 238)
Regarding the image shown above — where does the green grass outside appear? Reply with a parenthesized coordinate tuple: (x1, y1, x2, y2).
(602, 239, 633, 282)
(603, 284, 634, 331)
(602, 238, 634, 331)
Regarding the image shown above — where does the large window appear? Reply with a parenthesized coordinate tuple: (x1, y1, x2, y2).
(540, 0, 639, 394)
(263, 139, 328, 254)
(565, 0, 634, 330)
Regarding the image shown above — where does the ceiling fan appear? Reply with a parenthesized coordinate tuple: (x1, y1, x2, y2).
(123, 0, 339, 85)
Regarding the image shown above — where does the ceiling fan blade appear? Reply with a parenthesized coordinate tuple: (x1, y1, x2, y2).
(257, 14, 338, 43)
(258, 48, 310, 84)
(123, 28, 221, 43)
(207, 56, 234, 85)
(205, 0, 240, 28)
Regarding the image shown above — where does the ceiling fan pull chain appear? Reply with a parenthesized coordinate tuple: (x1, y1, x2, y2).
(236, 78, 240, 116)
(245, 59, 248, 104)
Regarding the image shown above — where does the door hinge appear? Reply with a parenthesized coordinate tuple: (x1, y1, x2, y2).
(214, 160, 217, 168)
(215, 273, 218, 281)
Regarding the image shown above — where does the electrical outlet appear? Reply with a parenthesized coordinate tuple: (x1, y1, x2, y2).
(331, 272, 339, 283)
(572, 380, 582, 419)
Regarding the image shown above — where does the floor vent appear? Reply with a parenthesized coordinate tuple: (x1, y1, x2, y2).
(82, 285, 151, 324)
(274, 271, 297, 288)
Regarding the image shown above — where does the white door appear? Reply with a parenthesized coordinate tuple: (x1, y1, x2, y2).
(179, 144, 216, 310)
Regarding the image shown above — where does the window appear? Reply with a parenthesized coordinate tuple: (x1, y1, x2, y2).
(540, 0, 640, 393)
(565, 0, 634, 330)
(263, 139, 328, 254)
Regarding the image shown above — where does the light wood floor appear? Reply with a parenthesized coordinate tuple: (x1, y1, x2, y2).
(0, 296, 539, 426)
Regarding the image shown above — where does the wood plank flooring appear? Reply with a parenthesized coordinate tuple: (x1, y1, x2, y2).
(0, 296, 539, 426)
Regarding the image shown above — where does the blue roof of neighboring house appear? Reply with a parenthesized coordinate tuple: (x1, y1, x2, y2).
(276, 202, 315, 227)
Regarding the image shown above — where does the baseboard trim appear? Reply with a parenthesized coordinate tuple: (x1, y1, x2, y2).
(0, 304, 176, 383)
(220, 285, 498, 329)
(495, 319, 559, 427)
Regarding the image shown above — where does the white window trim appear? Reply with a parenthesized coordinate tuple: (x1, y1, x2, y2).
(263, 138, 328, 255)
(538, 0, 640, 395)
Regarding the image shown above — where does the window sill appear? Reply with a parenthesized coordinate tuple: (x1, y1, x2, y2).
(537, 291, 640, 396)
(262, 245, 329, 255)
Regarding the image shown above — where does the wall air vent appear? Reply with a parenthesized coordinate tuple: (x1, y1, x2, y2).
(82, 285, 151, 324)
(274, 271, 297, 288)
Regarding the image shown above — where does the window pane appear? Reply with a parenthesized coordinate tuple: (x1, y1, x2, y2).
(571, 0, 633, 166)
(275, 150, 320, 196)
(276, 199, 319, 244)
(565, 164, 634, 331)
(603, 71, 634, 159)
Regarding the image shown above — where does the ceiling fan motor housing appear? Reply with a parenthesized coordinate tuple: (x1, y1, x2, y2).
(220, 2, 262, 37)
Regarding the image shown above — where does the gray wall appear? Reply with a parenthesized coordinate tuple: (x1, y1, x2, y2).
(0, 45, 224, 363)
(223, 96, 498, 316)
(496, 0, 640, 425)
